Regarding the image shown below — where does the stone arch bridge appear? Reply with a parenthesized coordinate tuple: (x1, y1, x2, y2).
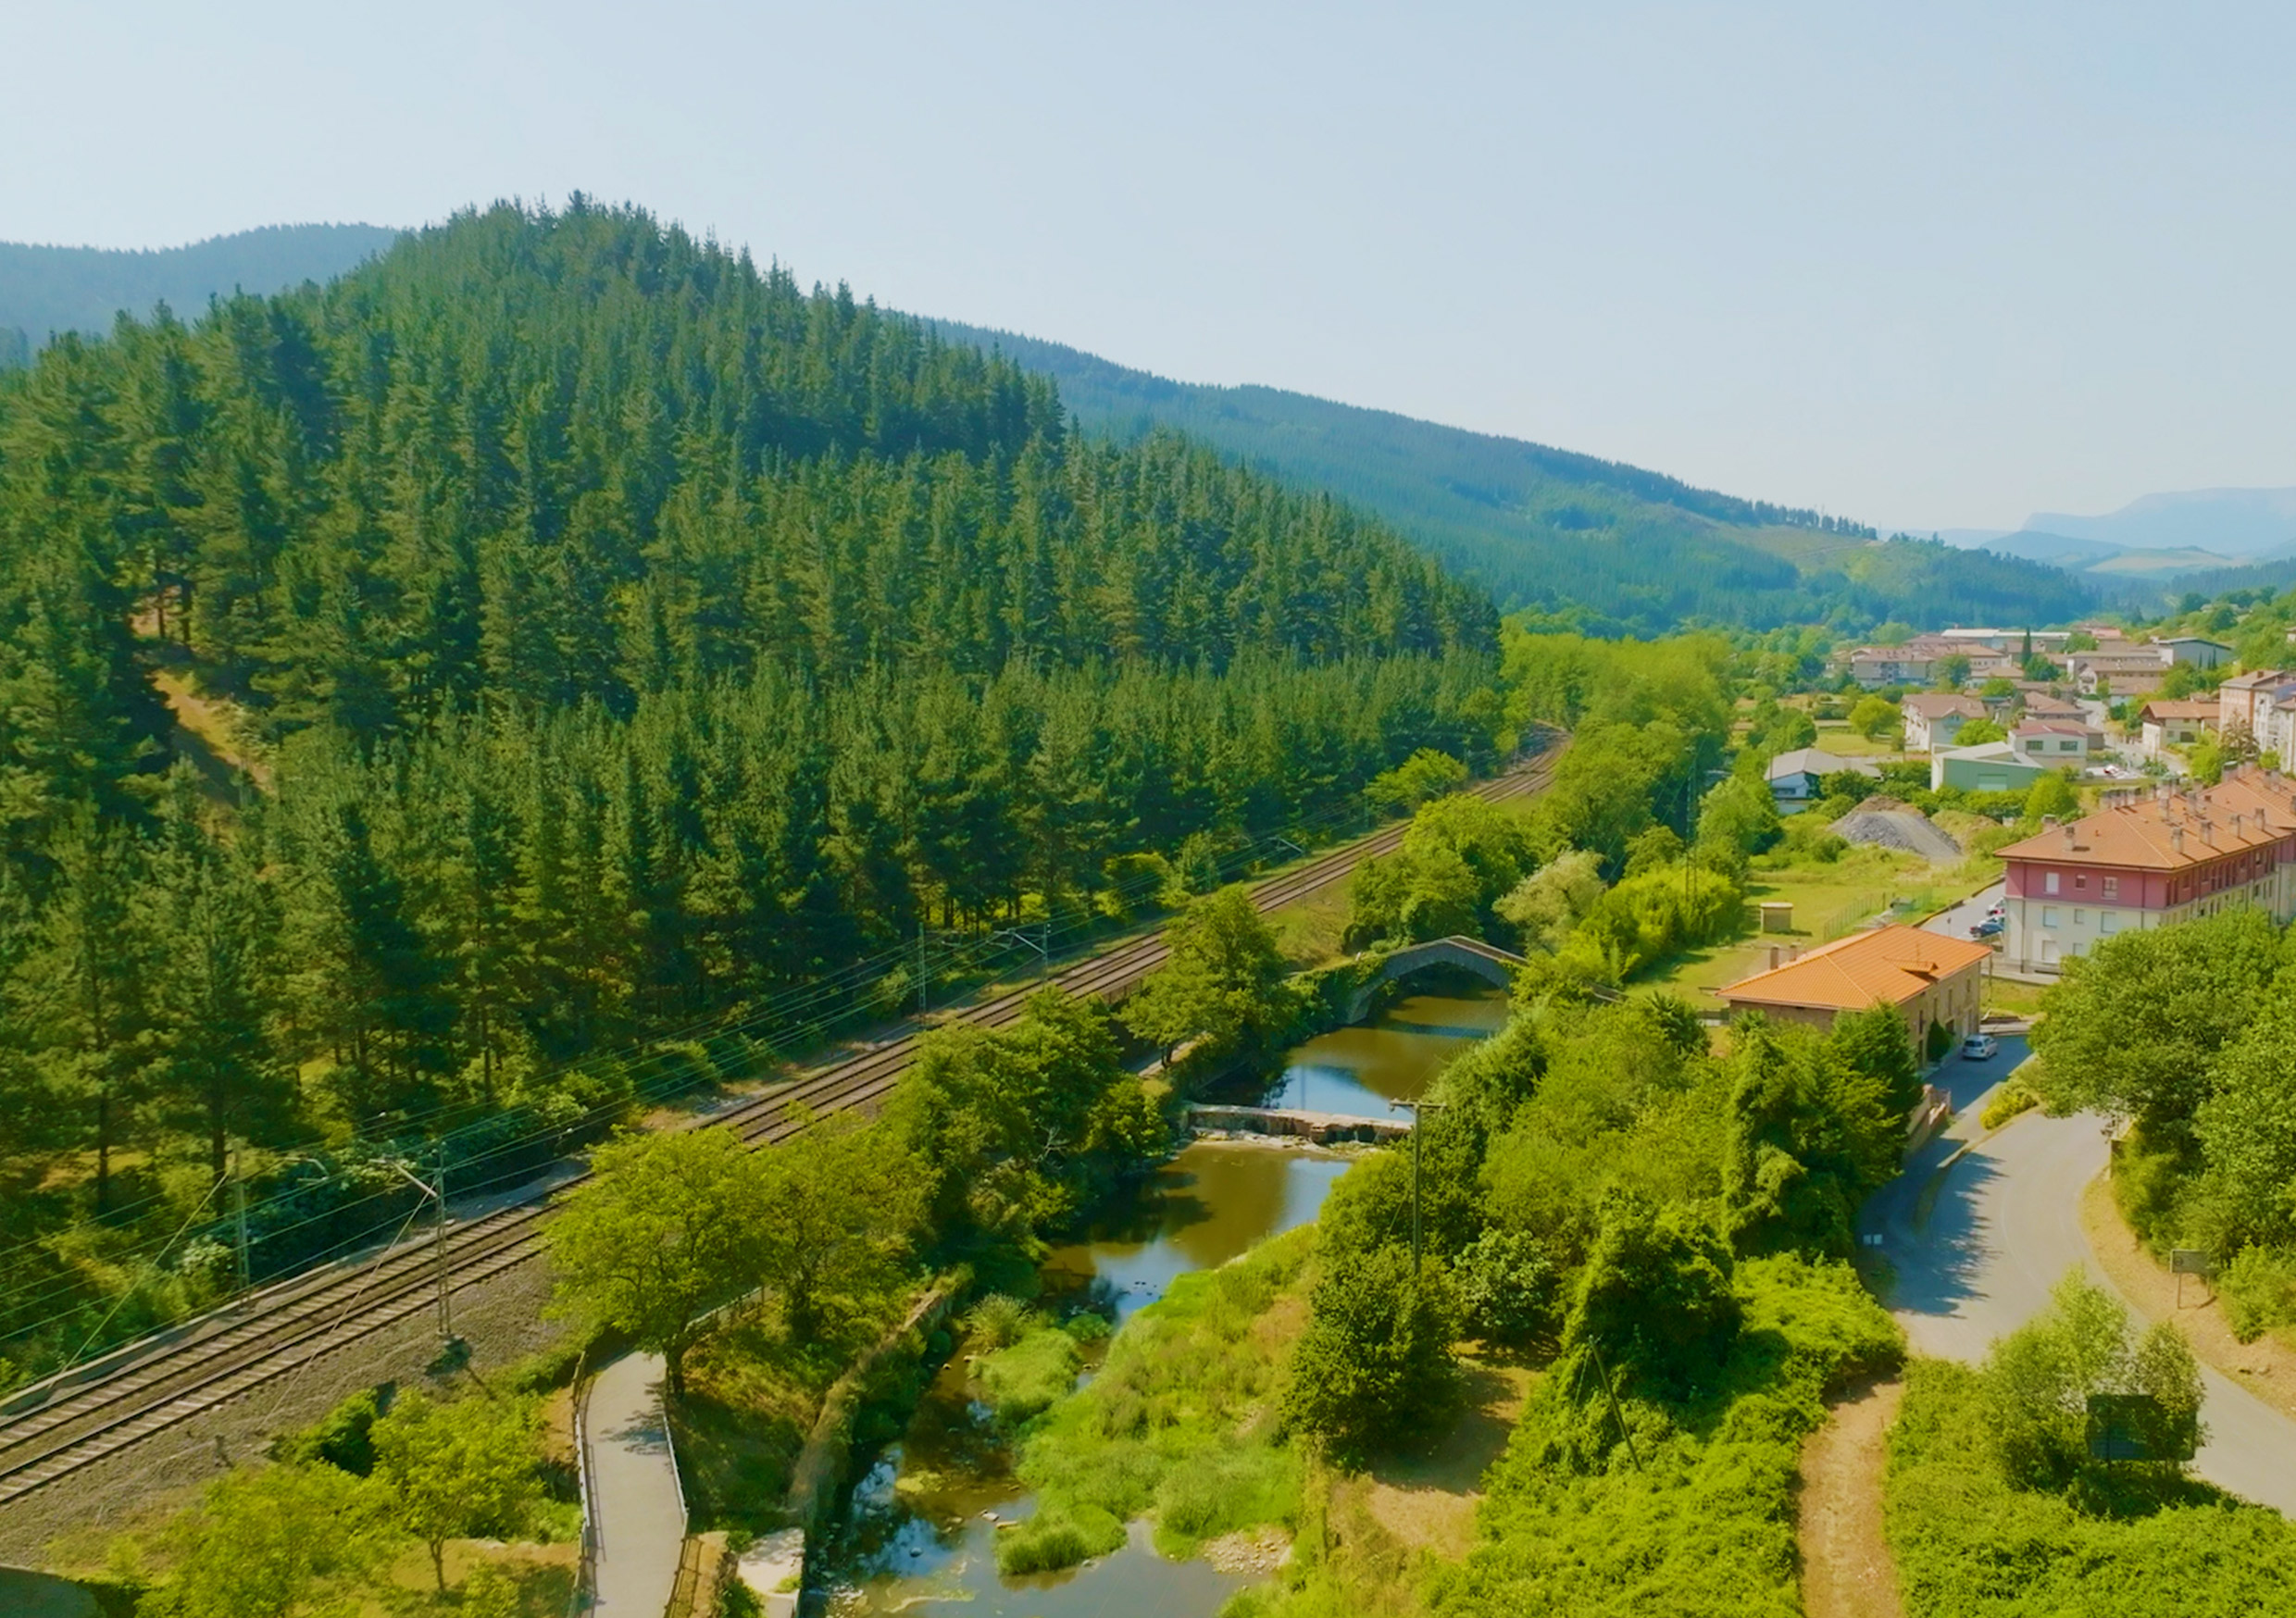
(1345, 935, 1526, 1022)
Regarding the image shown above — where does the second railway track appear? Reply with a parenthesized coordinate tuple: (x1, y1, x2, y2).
(0, 741, 1557, 1508)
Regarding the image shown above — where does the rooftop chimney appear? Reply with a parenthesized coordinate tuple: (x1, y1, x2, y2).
(2172, 827, 2186, 853)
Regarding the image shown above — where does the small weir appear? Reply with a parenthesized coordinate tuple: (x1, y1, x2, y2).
(813, 977, 1506, 1617)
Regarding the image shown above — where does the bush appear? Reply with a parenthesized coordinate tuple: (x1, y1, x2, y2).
(1279, 1242, 1461, 1463)
(1454, 1227, 1561, 1345)
(1981, 1077, 2040, 1131)
(1430, 1253, 1898, 1618)
(2220, 1244, 2296, 1343)
(1888, 1357, 2296, 1616)
(974, 1327, 1081, 1425)
(965, 1293, 1034, 1350)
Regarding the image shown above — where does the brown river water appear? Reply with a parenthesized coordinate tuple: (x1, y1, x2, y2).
(816, 984, 1506, 1617)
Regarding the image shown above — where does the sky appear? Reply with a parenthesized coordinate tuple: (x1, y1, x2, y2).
(6, 1, 2294, 531)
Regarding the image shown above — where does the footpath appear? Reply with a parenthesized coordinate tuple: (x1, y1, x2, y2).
(583, 1351, 686, 1615)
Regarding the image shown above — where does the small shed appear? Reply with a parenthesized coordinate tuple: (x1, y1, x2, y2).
(1758, 901, 1794, 933)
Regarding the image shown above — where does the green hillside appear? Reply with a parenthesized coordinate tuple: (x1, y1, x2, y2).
(0, 200, 1505, 1380)
(930, 319, 2098, 634)
(0, 222, 400, 355)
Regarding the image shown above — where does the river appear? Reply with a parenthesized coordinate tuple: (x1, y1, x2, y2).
(814, 981, 1505, 1617)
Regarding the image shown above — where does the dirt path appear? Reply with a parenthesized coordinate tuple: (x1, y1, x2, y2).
(1362, 1356, 1534, 1557)
(1798, 1375, 1903, 1618)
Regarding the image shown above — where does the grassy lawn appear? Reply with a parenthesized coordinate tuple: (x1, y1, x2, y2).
(1809, 721, 1908, 760)
(1639, 846, 1991, 1010)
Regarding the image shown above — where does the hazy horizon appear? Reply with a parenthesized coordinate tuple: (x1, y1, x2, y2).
(7, 1, 2295, 531)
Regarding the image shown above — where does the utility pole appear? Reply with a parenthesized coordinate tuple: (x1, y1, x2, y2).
(231, 1144, 250, 1294)
(386, 1152, 453, 1342)
(434, 1144, 451, 1341)
(1387, 1099, 1448, 1273)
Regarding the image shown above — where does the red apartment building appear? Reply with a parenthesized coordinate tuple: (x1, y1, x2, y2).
(1999, 765, 2296, 973)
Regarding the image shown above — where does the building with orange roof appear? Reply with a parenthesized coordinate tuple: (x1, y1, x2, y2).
(1716, 924, 1992, 1052)
(1997, 765, 2296, 974)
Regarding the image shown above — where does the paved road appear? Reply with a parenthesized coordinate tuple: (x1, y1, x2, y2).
(584, 1351, 687, 1614)
(1863, 1064, 2296, 1514)
(1922, 880, 2001, 947)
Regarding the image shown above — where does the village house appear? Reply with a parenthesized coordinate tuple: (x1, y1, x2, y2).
(1900, 692, 1988, 752)
(1717, 924, 1992, 1054)
(2220, 668, 2293, 736)
(2065, 645, 2173, 696)
(1846, 634, 1978, 691)
(1997, 765, 2296, 973)
(2138, 699, 2218, 756)
(1765, 747, 1880, 807)
(2012, 719, 2090, 767)
(1930, 741, 2051, 795)
(2157, 636, 2236, 668)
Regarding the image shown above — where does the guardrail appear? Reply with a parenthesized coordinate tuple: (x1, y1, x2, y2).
(566, 1347, 598, 1618)
(658, 1370, 693, 1618)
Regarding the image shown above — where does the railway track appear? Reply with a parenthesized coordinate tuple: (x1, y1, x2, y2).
(0, 741, 1557, 1509)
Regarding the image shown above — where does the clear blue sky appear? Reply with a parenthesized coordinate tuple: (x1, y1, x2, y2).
(8, 1, 2293, 530)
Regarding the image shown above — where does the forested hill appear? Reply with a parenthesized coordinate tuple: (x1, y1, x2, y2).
(930, 318, 2098, 634)
(0, 200, 1503, 1355)
(0, 223, 402, 358)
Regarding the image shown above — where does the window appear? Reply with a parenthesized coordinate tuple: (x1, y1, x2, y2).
(2042, 906, 2061, 927)
(2045, 871, 2061, 895)
(2103, 877, 2119, 899)
(2074, 909, 2087, 925)
(2102, 911, 2121, 934)
(2075, 874, 2088, 890)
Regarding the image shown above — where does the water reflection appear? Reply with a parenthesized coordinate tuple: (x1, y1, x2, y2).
(1041, 1142, 1353, 1325)
(818, 985, 1504, 1616)
(1264, 989, 1509, 1118)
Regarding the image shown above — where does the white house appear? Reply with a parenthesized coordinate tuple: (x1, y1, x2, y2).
(1766, 748, 1881, 806)
(2013, 720, 2090, 766)
(1901, 693, 1988, 753)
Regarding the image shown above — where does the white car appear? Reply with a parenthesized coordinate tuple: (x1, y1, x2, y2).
(1960, 1033, 1999, 1061)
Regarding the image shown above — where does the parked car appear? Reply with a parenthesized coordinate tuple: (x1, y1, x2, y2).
(1969, 916, 2003, 939)
(1961, 1033, 1999, 1060)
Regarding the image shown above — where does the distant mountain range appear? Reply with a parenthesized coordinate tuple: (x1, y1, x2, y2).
(0, 223, 402, 348)
(0, 220, 2103, 634)
(1930, 489, 2296, 595)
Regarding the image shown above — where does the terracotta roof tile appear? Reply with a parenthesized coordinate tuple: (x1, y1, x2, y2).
(1997, 766, 2296, 873)
(1718, 924, 1993, 1013)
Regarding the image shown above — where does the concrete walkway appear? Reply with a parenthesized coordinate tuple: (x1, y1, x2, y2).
(1865, 1101, 2296, 1514)
(583, 1351, 687, 1615)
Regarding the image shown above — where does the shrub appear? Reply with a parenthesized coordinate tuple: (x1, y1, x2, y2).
(1888, 1356, 2296, 1616)
(974, 1327, 1080, 1425)
(2220, 1244, 2296, 1343)
(1454, 1227, 1561, 1345)
(1279, 1243, 1460, 1464)
(965, 1293, 1034, 1350)
(1980, 1077, 2040, 1131)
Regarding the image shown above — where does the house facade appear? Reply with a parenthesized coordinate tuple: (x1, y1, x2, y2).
(1901, 693, 1987, 752)
(2138, 699, 2218, 755)
(2159, 637, 2236, 668)
(2013, 720, 2090, 766)
(1717, 924, 1992, 1054)
(1931, 743, 2050, 795)
(2065, 647, 2173, 695)
(1766, 747, 1880, 806)
(1997, 766, 2296, 974)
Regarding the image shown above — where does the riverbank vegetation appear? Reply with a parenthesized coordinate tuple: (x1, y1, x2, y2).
(2026, 909, 2296, 1346)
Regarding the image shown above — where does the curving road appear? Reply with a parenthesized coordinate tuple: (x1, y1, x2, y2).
(1862, 1051, 2296, 1514)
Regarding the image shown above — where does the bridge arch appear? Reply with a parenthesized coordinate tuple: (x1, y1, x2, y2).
(1344, 935, 1525, 1023)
